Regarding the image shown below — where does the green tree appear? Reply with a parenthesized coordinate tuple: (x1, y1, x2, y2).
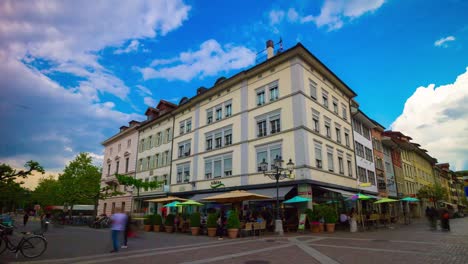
(417, 183, 448, 207)
(58, 153, 102, 216)
(0, 161, 43, 213)
(32, 176, 63, 207)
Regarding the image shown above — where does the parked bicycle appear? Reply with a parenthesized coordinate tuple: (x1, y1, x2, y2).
(0, 224, 47, 259)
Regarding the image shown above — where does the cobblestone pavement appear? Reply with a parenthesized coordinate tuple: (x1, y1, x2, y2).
(2, 217, 468, 264)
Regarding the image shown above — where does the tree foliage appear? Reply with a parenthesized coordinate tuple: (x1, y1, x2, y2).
(0, 161, 43, 213)
(31, 176, 63, 207)
(116, 174, 163, 197)
(417, 183, 448, 205)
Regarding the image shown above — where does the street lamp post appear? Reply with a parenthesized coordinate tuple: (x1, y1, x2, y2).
(259, 155, 294, 236)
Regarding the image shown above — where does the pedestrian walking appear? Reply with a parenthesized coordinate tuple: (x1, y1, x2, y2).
(217, 211, 225, 240)
(441, 209, 450, 231)
(110, 208, 127, 253)
(23, 212, 29, 226)
(122, 212, 131, 249)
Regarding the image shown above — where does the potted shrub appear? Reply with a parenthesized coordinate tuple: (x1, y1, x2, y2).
(190, 212, 201, 236)
(206, 213, 218, 237)
(153, 214, 162, 232)
(143, 216, 152, 232)
(305, 208, 320, 233)
(164, 214, 175, 233)
(226, 210, 240, 239)
(323, 206, 338, 233)
(315, 205, 325, 232)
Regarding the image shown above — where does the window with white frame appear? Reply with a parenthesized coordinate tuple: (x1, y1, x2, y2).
(215, 106, 222, 121)
(332, 97, 338, 114)
(314, 142, 323, 168)
(344, 129, 350, 147)
(224, 129, 232, 145)
(138, 139, 144, 152)
(365, 147, 373, 162)
(375, 158, 384, 170)
(256, 144, 281, 171)
(310, 79, 317, 99)
(148, 136, 153, 149)
(312, 109, 320, 132)
(338, 151, 344, 174)
(107, 163, 111, 176)
(355, 141, 365, 158)
(156, 132, 161, 146)
(362, 126, 370, 140)
(327, 147, 334, 172)
(341, 104, 347, 120)
(347, 154, 353, 177)
(257, 89, 265, 106)
(270, 114, 281, 134)
(164, 150, 170, 165)
(205, 126, 232, 150)
(358, 166, 367, 183)
(352, 119, 362, 134)
(207, 109, 213, 124)
(205, 154, 232, 178)
(269, 81, 279, 101)
(367, 170, 376, 185)
(225, 103, 232, 117)
(256, 111, 281, 138)
(178, 141, 191, 157)
(179, 118, 191, 135)
(142, 157, 148, 171)
(176, 163, 190, 183)
(385, 161, 393, 174)
(166, 128, 172, 142)
(324, 117, 331, 138)
(335, 124, 341, 143)
(155, 154, 160, 168)
(322, 90, 328, 108)
(149, 155, 154, 169)
(125, 157, 129, 173)
(146, 157, 151, 170)
(138, 159, 142, 172)
(127, 139, 131, 148)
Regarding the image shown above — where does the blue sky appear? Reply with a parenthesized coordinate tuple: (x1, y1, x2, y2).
(0, 0, 467, 173)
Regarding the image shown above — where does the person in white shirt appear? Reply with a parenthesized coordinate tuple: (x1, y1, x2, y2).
(110, 208, 128, 253)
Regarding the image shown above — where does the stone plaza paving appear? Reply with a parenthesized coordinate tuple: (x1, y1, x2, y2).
(2, 217, 468, 264)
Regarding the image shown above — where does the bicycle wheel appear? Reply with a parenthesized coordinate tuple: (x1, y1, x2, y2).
(20, 236, 47, 258)
(0, 237, 7, 255)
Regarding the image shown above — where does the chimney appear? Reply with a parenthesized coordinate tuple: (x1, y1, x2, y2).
(266, 40, 274, 59)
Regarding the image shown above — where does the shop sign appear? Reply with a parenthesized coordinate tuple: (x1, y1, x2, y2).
(210, 180, 225, 189)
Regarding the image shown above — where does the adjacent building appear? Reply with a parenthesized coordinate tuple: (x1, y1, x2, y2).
(98, 120, 140, 215)
(371, 122, 387, 197)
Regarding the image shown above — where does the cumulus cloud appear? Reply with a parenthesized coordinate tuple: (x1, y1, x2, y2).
(140, 39, 256, 82)
(144, 97, 157, 107)
(0, 0, 190, 170)
(391, 67, 468, 170)
(114, 40, 140, 54)
(270, 1, 386, 31)
(135, 85, 153, 96)
(434, 36, 456, 48)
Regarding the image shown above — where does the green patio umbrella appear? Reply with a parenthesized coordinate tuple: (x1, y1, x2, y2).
(374, 198, 399, 204)
(400, 197, 419, 202)
(283, 196, 312, 204)
(347, 193, 372, 200)
(163, 201, 181, 207)
(179, 200, 204, 206)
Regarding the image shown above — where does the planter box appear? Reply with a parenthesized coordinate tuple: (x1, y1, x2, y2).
(311, 224, 320, 233)
(191, 227, 200, 236)
(207, 227, 217, 237)
(326, 223, 335, 233)
(153, 225, 160, 232)
(165, 226, 173, 233)
(227, 228, 238, 239)
(144, 225, 152, 232)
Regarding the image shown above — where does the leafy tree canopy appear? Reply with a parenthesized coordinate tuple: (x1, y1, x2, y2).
(417, 183, 448, 204)
(0, 160, 44, 183)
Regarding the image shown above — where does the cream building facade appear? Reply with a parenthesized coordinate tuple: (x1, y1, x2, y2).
(98, 120, 140, 215)
(134, 101, 177, 213)
(165, 42, 358, 207)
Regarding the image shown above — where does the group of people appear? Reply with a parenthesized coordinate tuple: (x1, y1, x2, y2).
(425, 206, 450, 231)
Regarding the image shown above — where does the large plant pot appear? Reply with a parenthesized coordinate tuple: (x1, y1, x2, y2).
(144, 225, 152, 232)
(227, 228, 239, 239)
(153, 225, 160, 232)
(165, 226, 174, 233)
(207, 227, 217, 237)
(191, 227, 200, 236)
(319, 223, 325, 232)
(311, 224, 320, 233)
(326, 223, 335, 233)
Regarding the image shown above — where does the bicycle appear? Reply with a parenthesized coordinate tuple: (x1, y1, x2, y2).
(0, 224, 47, 259)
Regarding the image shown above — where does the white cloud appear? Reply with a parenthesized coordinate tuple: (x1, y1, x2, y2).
(64, 147, 73, 152)
(140, 39, 256, 82)
(0, 0, 189, 170)
(391, 67, 468, 170)
(434, 36, 456, 48)
(269, 10, 285, 26)
(271, 1, 386, 31)
(114, 40, 140, 54)
(144, 97, 157, 107)
(136, 85, 153, 96)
